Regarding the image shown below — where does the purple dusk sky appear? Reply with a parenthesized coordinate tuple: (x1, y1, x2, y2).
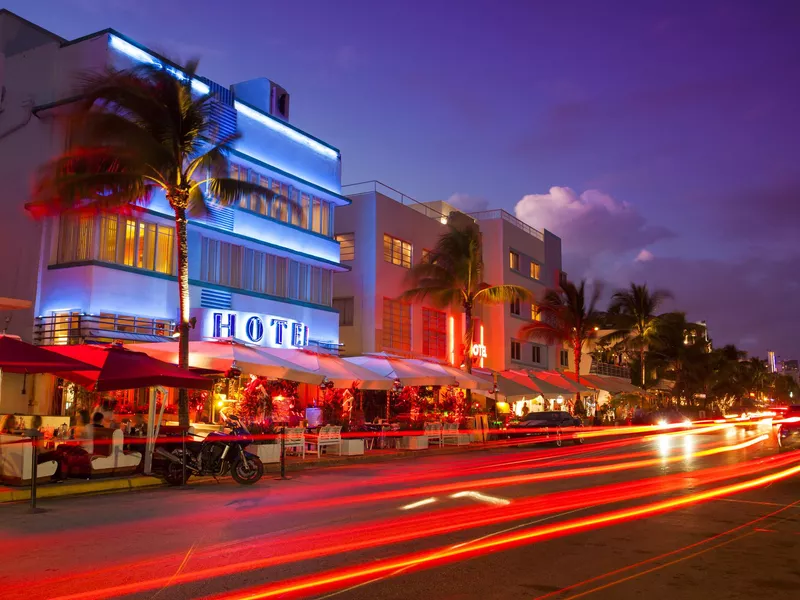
(6, 0, 800, 359)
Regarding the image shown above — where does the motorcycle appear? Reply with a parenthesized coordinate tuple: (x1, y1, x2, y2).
(155, 413, 264, 486)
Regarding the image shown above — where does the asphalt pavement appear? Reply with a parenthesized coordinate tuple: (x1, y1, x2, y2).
(0, 422, 798, 600)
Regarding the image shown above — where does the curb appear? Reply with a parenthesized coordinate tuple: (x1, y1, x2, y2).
(0, 475, 163, 503)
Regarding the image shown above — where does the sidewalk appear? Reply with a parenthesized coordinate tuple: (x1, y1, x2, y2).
(0, 441, 490, 504)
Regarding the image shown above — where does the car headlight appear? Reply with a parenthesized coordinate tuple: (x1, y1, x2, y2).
(683, 420, 692, 427)
(657, 419, 667, 427)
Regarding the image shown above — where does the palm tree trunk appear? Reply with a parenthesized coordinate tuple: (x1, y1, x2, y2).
(463, 302, 473, 374)
(463, 302, 473, 408)
(640, 348, 647, 392)
(174, 205, 191, 428)
(573, 341, 582, 412)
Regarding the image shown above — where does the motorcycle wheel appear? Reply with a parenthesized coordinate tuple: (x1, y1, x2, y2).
(231, 456, 264, 485)
(554, 430, 562, 447)
(164, 461, 188, 486)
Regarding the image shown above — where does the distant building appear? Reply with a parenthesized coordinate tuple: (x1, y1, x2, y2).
(332, 181, 563, 372)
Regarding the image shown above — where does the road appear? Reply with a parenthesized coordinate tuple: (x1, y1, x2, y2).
(1, 422, 798, 600)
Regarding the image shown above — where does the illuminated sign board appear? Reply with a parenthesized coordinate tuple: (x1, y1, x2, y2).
(470, 343, 487, 359)
(197, 309, 309, 349)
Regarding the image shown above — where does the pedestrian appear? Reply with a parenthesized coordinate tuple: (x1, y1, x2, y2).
(23, 415, 43, 439)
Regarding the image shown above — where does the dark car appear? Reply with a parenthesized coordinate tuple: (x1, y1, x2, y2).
(777, 405, 800, 451)
(505, 411, 583, 447)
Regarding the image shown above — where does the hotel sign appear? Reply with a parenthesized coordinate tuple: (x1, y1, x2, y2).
(470, 343, 487, 359)
(197, 309, 309, 349)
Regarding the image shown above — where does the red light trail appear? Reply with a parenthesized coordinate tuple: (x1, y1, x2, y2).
(208, 459, 800, 600)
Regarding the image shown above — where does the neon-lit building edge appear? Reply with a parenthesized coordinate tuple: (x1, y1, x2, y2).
(0, 11, 345, 413)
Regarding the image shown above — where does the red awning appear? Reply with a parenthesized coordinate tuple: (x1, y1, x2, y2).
(43, 343, 213, 392)
(0, 335, 99, 374)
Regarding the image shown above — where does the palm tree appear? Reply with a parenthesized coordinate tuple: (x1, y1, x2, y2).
(606, 283, 672, 392)
(31, 62, 280, 427)
(521, 279, 604, 405)
(401, 222, 531, 373)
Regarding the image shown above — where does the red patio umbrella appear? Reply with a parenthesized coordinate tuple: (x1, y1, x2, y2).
(43, 343, 213, 391)
(0, 335, 99, 374)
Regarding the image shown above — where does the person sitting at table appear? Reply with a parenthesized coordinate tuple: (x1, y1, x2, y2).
(130, 413, 146, 437)
(0, 414, 17, 434)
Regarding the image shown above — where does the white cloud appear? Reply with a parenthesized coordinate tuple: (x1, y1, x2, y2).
(514, 186, 672, 258)
(635, 249, 654, 262)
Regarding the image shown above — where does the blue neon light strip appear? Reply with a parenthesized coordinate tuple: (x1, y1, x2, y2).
(109, 35, 211, 94)
(108, 34, 335, 160)
(234, 101, 338, 160)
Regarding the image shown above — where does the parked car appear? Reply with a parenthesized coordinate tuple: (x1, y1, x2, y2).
(505, 411, 583, 447)
(777, 405, 800, 451)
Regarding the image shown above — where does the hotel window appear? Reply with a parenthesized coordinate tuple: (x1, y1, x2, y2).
(383, 234, 412, 268)
(300, 193, 310, 229)
(382, 298, 411, 352)
(336, 233, 355, 261)
(198, 236, 332, 307)
(530, 262, 541, 280)
(231, 163, 251, 210)
(531, 304, 541, 321)
(509, 250, 519, 271)
(532, 345, 542, 364)
(511, 340, 521, 361)
(333, 297, 354, 326)
(289, 188, 302, 227)
(560, 349, 570, 367)
(421, 249, 431, 263)
(422, 308, 447, 359)
(50, 311, 82, 345)
(510, 297, 521, 316)
(55, 214, 174, 276)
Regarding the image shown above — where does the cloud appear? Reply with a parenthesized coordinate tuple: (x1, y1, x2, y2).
(635, 249, 654, 262)
(514, 186, 673, 258)
(447, 193, 489, 213)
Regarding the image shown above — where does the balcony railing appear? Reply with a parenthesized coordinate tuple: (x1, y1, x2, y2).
(590, 361, 631, 378)
(343, 181, 449, 223)
(33, 314, 175, 346)
(468, 210, 544, 241)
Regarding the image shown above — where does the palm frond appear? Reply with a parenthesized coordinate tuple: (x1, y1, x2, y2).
(208, 177, 280, 209)
(519, 321, 564, 346)
(474, 284, 532, 304)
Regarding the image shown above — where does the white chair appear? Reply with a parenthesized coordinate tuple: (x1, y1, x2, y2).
(0, 434, 58, 485)
(424, 422, 443, 447)
(442, 422, 460, 445)
(307, 425, 343, 457)
(284, 427, 306, 458)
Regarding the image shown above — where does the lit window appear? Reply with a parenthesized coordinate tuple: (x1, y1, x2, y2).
(560, 350, 569, 367)
(511, 340, 521, 361)
(510, 298, 521, 316)
(509, 251, 519, 271)
(333, 297, 354, 326)
(422, 308, 447, 359)
(336, 233, 355, 261)
(421, 249, 431, 263)
(531, 304, 541, 321)
(532, 345, 541, 364)
(530, 262, 540, 280)
(55, 214, 174, 276)
(382, 298, 411, 351)
(383, 234, 412, 268)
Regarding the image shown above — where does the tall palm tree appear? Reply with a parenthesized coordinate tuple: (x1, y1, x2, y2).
(521, 279, 604, 405)
(401, 222, 531, 373)
(31, 61, 280, 427)
(606, 283, 672, 392)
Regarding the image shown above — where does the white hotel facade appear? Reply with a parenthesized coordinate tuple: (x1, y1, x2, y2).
(0, 11, 346, 413)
